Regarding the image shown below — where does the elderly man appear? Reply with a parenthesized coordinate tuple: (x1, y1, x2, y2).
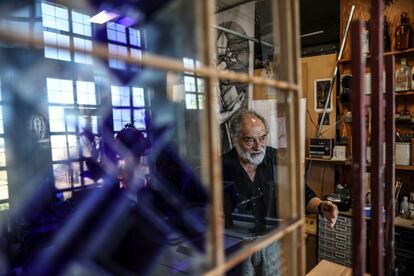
(222, 110, 338, 275)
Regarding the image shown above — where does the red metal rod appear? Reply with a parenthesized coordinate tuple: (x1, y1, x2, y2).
(351, 20, 367, 276)
(370, 0, 385, 275)
(384, 55, 395, 276)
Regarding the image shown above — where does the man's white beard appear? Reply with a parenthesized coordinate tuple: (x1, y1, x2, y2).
(234, 144, 266, 166)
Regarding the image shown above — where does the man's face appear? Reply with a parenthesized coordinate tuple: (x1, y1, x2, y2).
(235, 116, 267, 165)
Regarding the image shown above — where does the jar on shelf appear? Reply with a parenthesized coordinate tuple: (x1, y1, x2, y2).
(411, 63, 414, 89)
(395, 12, 411, 51)
(363, 20, 370, 55)
(396, 58, 411, 91)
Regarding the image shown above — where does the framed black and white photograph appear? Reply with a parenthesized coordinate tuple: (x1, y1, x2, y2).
(314, 78, 332, 113)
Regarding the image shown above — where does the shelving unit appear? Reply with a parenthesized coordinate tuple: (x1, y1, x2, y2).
(306, 157, 414, 171)
(338, 47, 414, 63)
(309, 1, 414, 274)
(396, 91, 414, 96)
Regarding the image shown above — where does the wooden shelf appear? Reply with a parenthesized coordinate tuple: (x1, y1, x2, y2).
(396, 91, 414, 96)
(384, 47, 414, 56)
(305, 157, 350, 165)
(306, 157, 414, 171)
(396, 165, 414, 171)
(338, 47, 414, 63)
(396, 121, 414, 128)
(338, 212, 414, 230)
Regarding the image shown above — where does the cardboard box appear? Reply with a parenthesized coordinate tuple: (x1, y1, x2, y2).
(306, 260, 369, 276)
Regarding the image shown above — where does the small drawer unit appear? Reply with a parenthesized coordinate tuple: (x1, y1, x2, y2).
(318, 214, 352, 267)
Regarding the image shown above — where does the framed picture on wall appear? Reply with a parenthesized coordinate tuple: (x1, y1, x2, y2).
(314, 78, 332, 113)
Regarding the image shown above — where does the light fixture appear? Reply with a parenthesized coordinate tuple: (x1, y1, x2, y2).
(89, 10, 119, 24)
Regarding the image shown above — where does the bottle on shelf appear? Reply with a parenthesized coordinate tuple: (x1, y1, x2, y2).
(384, 16, 391, 52)
(363, 20, 370, 55)
(400, 196, 409, 215)
(396, 58, 411, 91)
(395, 12, 411, 51)
(411, 63, 414, 89)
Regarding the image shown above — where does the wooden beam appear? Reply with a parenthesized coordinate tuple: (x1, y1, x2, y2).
(370, 0, 385, 275)
(350, 19, 366, 276)
(384, 54, 396, 276)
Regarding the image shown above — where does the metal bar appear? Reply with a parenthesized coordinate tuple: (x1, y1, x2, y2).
(350, 20, 366, 276)
(370, 0, 385, 275)
(300, 30, 324, 38)
(384, 55, 396, 276)
(316, 4, 355, 138)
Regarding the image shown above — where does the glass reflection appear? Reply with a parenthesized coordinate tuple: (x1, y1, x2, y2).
(0, 1, 208, 275)
(220, 85, 288, 275)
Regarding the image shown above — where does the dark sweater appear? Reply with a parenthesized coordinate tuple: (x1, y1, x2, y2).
(222, 147, 316, 233)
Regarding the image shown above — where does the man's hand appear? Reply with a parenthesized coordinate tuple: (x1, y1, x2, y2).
(320, 201, 338, 229)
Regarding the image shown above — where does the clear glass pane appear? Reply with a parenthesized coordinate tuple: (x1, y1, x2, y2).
(142, 0, 202, 63)
(215, 0, 281, 82)
(0, 106, 4, 134)
(53, 162, 80, 190)
(74, 38, 93, 64)
(0, 184, 9, 200)
(112, 109, 131, 131)
(107, 23, 126, 43)
(184, 76, 196, 92)
(133, 109, 146, 129)
(72, 11, 91, 36)
(47, 78, 74, 104)
(49, 106, 65, 132)
(129, 28, 141, 47)
(185, 93, 197, 109)
(77, 81, 96, 105)
(0, 202, 9, 210)
(219, 80, 295, 272)
(111, 86, 130, 107)
(51, 135, 68, 160)
(0, 0, 300, 274)
(0, 138, 6, 167)
(132, 87, 145, 107)
(78, 115, 98, 135)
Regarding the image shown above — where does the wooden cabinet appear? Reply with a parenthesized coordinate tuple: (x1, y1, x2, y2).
(337, 0, 414, 205)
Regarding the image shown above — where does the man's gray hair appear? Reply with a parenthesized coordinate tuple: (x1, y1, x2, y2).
(229, 110, 269, 143)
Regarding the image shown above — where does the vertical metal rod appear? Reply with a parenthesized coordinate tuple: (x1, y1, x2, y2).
(351, 20, 366, 276)
(385, 55, 396, 276)
(305, 5, 355, 180)
(370, 0, 385, 275)
(316, 5, 355, 138)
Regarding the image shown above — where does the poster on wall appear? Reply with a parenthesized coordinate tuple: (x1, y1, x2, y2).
(314, 78, 332, 113)
(216, 1, 255, 153)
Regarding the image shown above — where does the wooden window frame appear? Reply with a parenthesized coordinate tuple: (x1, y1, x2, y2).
(0, 0, 304, 274)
